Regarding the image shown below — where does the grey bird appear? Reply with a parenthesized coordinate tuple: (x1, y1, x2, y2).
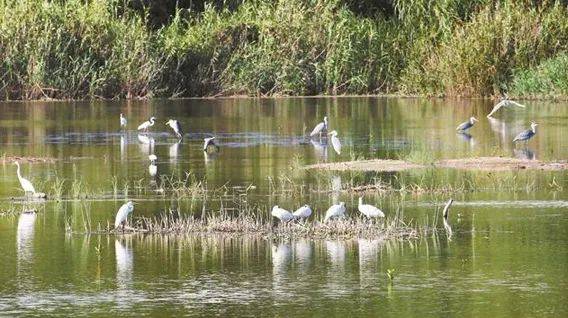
(456, 116, 478, 132)
(165, 119, 183, 139)
(513, 122, 538, 144)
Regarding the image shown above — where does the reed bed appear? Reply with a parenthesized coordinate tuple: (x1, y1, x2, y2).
(2, 0, 568, 99)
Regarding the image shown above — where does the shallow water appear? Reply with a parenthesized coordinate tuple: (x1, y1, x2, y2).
(0, 98, 567, 316)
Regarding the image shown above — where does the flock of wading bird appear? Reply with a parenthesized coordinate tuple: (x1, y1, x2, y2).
(12, 95, 537, 231)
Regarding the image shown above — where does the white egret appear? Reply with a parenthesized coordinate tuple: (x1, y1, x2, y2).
(271, 205, 294, 222)
(513, 122, 538, 145)
(203, 136, 219, 152)
(487, 95, 525, 118)
(120, 113, 127, 129)
(324, 202, 346, 222)
(114, 201, 135, 230)
(328, 130, 342, 155)
(137, 116, 156, 132)
(310, 116, 328, 138)
(14, 162, 36, 195)
(293, 205, 312, 220)
(358, 197, 385, 218)
(148, 154, 157, 177)
(165, 119, 183, 139)
(456, 116, 478, 132)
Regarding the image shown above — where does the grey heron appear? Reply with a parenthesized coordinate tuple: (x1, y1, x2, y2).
(165, 119, 183, 139)
(310, 116, 328, 138)
(114, 201, 135, 230)
(293, 205, 312, 220)
(271, 205, 294, 222)
(358, 197, 385, 218)
(328, 130, 342, 155)
(324, 202, 346, 222)
(203, 137, 219, 152)
(137, 116, 156, 132)
(14, 162, 35, 195)
(148, 154, 157, 177)
(120, 113, 127, 129)
(487, 95, 525, 118)
(513, 122, 538, 145)
(456, 117, 478, 132)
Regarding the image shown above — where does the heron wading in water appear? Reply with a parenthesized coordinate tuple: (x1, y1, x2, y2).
(328, 130, 342, 155)
(203, 137, 219, 152)
(115, 201, 135, 231)
(513, 122, 538, 145)
(137, 116, 156, 132)
(165, 119, 183, 140)
(456, 117, 478, 132)
(13, 161, 36, 196)
(310, 116, 328, 139)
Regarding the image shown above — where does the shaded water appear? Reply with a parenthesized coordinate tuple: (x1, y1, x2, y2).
(0, 98, 567, 316)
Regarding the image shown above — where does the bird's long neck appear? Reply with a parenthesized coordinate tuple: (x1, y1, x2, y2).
(532, 126, 537, 133)
(358, 198, 363, 206)
(15, 163, 22, 180)
(150, 118, 155, 125)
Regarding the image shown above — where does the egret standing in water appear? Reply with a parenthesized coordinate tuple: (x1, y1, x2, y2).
(203, 137, 219, 152)
(328, 130, 342, 155)
(324, 202, 346, 222)
(456, 117, 478, 132)
(487, 94, 525, 118)
(293, 205, 312, 220)
(271, 205, 294, 222)
(13, 162, 36, 195)
(120, 113, 127, 129)
(115, 201, 135, 231)
(513, 122, 538, 145)
(137, 116, 156, 132)
(310, 116, 328, 138)
(148, 154, 157, 177)
(358, 197, 385, 218)
(165, 119, 183, 140)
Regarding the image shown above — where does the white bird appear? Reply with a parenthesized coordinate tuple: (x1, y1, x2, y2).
(328, 130, 342, 155)
(310, 116, 328, 138)
(324, 202, 346, 222)
(148, 154, 157, 177)
(165, 119, 183, 139)
(271, 205, 294, 222)
(487, 95, 525, 118)
(14, 162, 36, 195)
(456, 116, 478, 131)
(358, 197, 385, 218)
(120, 113, 127, 129)
(203, 137, 218, 152)
(137, 116, 156, 132)
(293, 205, 312, 220)
(114, 201, 135, 230)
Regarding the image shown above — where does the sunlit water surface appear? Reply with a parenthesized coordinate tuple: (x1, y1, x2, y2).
(0, 98, 567, 316)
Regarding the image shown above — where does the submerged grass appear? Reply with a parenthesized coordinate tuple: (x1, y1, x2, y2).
(2, 0, 568, 99)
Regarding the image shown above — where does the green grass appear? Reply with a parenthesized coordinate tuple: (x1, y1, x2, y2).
(1, 0, 568, 99)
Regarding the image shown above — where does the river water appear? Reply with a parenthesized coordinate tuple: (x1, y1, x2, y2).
(0, 98, 566, 316)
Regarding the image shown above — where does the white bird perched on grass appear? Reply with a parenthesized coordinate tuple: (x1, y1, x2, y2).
(487, 94, 525, 118)
(115, 201, 135, 230)
(328, 130, 342, 155)
(513, 122, 538, 145)
(148, 154, 157, 177)
(324, 202, 346, 222)
(293, 205, 312, 220)
(165, 119, 183, 139)
(120, 113, 127, 129)
(14, 162, 36, 195)
(310, 116, 328, 138)
(271, 205, 294, 222)
(137, 116, 156, 132)
(358, 197, 385, 218)
(203, 136, 219, 152)
(456, 116, 478, 132)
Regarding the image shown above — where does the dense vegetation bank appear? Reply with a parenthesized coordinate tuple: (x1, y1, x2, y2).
(1, 0, 568, 100)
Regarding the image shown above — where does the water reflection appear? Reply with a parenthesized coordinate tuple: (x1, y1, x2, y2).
(169, 140, 181, 163)
(294, 240, 312, 272)
(310, 139, 328, 161)
(457, 132, 475, 149)
(115, 238, 133, 291)
(513, 147, 536, 160)
(17, 212, 36, 265)
(120, 135, 127, 161)
(137, 134, 155, 156)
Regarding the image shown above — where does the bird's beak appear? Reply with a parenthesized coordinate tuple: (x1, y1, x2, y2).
(473, 117, 478, 122)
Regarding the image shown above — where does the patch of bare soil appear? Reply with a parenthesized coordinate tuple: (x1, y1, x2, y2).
(305, 157, 568, 172)
(2, 156, 55, 164)
(305, 159, 422, 172)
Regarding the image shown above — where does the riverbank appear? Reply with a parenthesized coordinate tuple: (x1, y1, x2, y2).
(2, 0, 568, 100)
